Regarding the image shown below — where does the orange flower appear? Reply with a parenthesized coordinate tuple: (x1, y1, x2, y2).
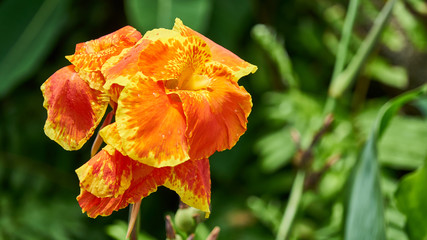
(41, 18, 256, 220)
(102, 18, 257, 167)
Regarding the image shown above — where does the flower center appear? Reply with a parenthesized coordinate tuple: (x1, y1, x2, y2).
(165, 65, 210, 91)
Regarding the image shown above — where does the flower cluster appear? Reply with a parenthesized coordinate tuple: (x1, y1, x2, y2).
(41, 18, 257, 218)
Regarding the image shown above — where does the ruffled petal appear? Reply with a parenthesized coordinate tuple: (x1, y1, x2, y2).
(41, 65, 109, 150)
(77, 189, 128, 218)
(99, 122, 125, 154)
(101, 29, 181, 101)
(77, 148, 171, 218)
(136, 35, 211, 85)
(174, 63, 252, 160)
(66, 26, 142, 90)
(164, 158, 211, 214)
(76, 145, 132, 198)
(115, 76, 190, 167)
(172, 18, 257, 80)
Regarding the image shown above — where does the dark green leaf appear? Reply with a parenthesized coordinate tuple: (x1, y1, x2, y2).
(345, 84, 427, 240)
(0, 0, 69, 97)
(345, 135, 386, 240)
(396, 163, 427, 239)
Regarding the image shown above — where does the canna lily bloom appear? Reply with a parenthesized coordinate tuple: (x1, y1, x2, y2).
(41, 18, 256, 221)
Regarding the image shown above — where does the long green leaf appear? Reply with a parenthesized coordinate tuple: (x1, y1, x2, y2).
(329, 0, 396, 98)
(345, 84, 427, 240)
(330, 0, 360, 81)
(0, 0, 69, 98)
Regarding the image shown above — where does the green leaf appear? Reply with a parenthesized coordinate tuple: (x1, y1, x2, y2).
(393, 0, 427, 51)
(0, 0, 69, 98)
(378, 116, 427, 169)
(251, 24, 298, 89)
(255, 127, 295, 173)
(396, 164, 427, 240)
(345, 135, 386, 240)
(365, 57, 408, 89)
(345, 84, 427, 240)
(124, 0, 212, 32)
(329, 0, 396, 98)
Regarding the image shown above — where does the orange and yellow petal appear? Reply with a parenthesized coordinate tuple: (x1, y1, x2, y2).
(174, 63, 252, 160)
(115, 76, 189, 167)
(41, 65, 109, 150)
(76, 146, 132, 198)
(164, 158, 211, 214)
(66, 26, 142, 90)
(101, 40, 150, 92)
(173, 18, 257, 80)
(101, 29, 180, 98)
(99, 122, 125, 154)
(77, 189, 129, 218)
(77, 149, 171, 218)
(137, 35, 211, 85)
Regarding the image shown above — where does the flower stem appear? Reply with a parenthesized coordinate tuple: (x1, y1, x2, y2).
(127, 201, 142, 240)
(276, 170, 305, 240)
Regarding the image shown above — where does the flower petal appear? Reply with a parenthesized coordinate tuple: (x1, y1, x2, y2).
(174, 63, 252, 160)
(116, 76, 189, 167)
(99, 122, 125, 155)
(66, 26, 142, 90)
(77, 148, 171, 218)
(136, 35, 211, 84)
(41, 65, 109, 150)
(172, 18, 257, 79)
(76, 145, 132, 198)
(164, 158, 211, 214)
(101, 29, 181, 100)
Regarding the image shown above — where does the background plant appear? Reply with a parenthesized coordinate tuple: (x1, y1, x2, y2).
(1, 0, 426, 239)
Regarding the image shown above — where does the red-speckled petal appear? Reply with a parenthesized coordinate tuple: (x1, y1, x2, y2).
(66, 26, 142, 90)
(172, 18, 257, 80)
(136, 35, 211, 84)
(77, 148, 171, 218)
(164, 158, 211, 215)
(76, 146, 132, 198)
(41, 65, 109, 150)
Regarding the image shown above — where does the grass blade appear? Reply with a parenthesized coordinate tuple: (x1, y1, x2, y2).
(329, 0, 397, 98)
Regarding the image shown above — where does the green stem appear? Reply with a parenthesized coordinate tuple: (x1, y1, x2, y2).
(276, 170, 306, 240)
(329, 0, 397, 98)
(330, 0, 361, 82)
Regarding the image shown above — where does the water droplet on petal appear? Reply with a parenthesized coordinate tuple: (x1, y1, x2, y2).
(161, 134, 165, 139)
(153, 92, 159, 97)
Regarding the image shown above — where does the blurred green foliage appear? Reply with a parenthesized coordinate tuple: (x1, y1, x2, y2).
(1, 0, 427, 239)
